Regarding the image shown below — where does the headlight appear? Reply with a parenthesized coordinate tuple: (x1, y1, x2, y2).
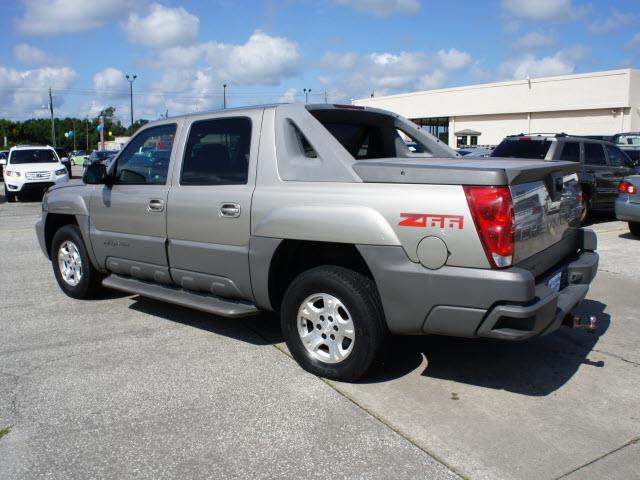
(55, 168, 67, 176)
(5, 170, 21, 177)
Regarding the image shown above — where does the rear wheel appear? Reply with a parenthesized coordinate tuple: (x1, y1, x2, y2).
(580, 192, 590, 224)
(51, 225, 101, 299)
(280, 266, 386, 381)
(630, 222, 640, 237)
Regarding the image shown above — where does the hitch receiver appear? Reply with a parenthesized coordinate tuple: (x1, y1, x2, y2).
(570, 314, 597, 333)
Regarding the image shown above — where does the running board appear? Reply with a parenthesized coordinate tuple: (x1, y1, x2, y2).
(102, 274, 260, 318)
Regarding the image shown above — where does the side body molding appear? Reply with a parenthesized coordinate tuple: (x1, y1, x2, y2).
(252, 205, 402, 246)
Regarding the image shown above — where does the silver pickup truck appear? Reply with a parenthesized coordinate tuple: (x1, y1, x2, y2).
(36, 103, 599, 380)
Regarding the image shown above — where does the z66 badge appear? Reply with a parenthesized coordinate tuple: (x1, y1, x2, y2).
(399, 213, 464, 229)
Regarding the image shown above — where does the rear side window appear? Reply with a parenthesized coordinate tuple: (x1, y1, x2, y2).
(584, 143, 606, 166)
(322, 123, 385, 159)
(605, 145, 631, 167)
(560, 142, 580, 162)
(491, 138, 551, 159)
(9, 149, 57, 164)
(181, 117, 251, 185)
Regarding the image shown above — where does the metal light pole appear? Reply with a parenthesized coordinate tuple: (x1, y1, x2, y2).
(49, 88, 56, 146)
(126, 74, 137, 127)
(303, 88, 311, 104)
(223, 84, 227, 109)
(85, 116, 89, 151)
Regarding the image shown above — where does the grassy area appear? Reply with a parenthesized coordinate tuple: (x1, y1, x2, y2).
(0, 426, 11, 440)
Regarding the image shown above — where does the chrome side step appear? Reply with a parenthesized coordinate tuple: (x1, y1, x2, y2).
(102, 274, 260, 318)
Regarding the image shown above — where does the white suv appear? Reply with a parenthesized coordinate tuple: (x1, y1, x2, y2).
(2, 145, 69, 202)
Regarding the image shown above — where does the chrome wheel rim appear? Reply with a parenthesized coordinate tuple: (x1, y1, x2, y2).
(57, 240, 83, 287)
(297, 293, 355, 364)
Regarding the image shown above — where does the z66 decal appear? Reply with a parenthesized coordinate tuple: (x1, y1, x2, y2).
(399, 213, 464, 229)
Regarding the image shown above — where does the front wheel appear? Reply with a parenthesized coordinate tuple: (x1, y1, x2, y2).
(630, 222, 640, 237)
(280, 266, 386, 382)
(51, 224, 101, 299)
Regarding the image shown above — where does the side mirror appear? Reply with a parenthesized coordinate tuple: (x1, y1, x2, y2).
(0, 159, 6, 166)
(83, 163, 109, 185)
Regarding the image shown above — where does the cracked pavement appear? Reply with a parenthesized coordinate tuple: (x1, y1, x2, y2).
(0, 182, 638, 479)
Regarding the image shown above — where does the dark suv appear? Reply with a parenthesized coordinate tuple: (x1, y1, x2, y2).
(491, 134, 638, 221)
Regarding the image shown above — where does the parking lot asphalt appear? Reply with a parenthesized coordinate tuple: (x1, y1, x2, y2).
(0, 180, 638, 479)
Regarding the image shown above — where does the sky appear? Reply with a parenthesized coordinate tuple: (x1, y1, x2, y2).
(0, 0, 639, 125)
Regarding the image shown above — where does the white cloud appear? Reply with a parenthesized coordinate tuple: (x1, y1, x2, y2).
(124, 3, 199, 48)
(14, 43, 65, 67)
(15, 0, 135, 34)
(279, 88, 298, 103)
(202, 30, 300, 85)
(626, 33, 640, 50)
(589, 9, 636, 35)
(501, 0, 581, 21)
(436, 48, 471, 71)
(418, 69, 447, 90)
(93, 68, 129, 97)
(334, 0, 420, 16)
(498, 47, 588, 80)
(513, 32, 557, 51)
(321, 52, 358, 70)
(0, 66, 78, 119)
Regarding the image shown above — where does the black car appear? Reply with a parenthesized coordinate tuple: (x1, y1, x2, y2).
(491, 134, 638, 222)
(54, 147, 72, 176)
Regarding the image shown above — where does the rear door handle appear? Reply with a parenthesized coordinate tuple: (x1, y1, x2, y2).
(220, 203, 241, 218)
(147, 199, 165, 212)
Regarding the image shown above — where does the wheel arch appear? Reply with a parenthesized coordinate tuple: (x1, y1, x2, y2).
(260, 239, 375, 313)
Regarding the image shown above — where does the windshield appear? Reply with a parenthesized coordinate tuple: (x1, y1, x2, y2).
(491, 138, 552, 159)
(9, 149, 57, 164)
(613, 134, 640, 146)
(55, 148, 67, 157)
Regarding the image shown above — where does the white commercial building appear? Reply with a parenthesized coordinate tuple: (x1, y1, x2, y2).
(354, 69, 640, 148)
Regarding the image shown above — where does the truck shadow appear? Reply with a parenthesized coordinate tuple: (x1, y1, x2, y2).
(364, 299, 610, 396)
(127, 294, 609, 396)
(128, 296, 283, 346)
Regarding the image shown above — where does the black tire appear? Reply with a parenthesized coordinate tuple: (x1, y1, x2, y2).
(4, 184, 16, 203)
(280, 266, 386, 381)
(580, 193, 590, 224)
(51, 224, 101, 299)
(630, 222, 640, 237)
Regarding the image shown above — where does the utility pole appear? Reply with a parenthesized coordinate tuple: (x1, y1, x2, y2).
(223, 84, 227, 109)
(324, 90, 328, 104)
(126, 74, 137, 127)
(85, 116, 89, 151)
(72, 120, 76, 151)
(49, 88, 56, 146)
(303, 88, 311, 104)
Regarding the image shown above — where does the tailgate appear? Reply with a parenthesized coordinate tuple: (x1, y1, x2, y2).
(511, 170, 582, 272)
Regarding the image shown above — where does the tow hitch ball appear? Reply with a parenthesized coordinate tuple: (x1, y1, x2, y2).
(569, 314, 597, 333)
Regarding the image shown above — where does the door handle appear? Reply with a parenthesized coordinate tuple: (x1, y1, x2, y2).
(220, 203, 241, 218)
(147, 199, 165, 212)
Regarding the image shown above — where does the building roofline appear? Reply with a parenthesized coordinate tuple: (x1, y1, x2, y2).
(355, 68, 637, 104)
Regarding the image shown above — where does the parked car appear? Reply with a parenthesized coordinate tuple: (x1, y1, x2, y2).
(36, 104, 598, 381)
(83, 150, 118, 170)
(70, 150, 88, 166)
(54, 147, 72, 175)
(2, 145, 69, 202)
(491, 134, 637, 222)
(615, 176, 640, 236)
(610, 133, 640, 167)
(0, 150, 8, 180)
(457, 147, 493, 157)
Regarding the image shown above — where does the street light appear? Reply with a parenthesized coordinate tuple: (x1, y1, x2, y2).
(303, 88, 312, 104)
(125, 74, 137, 127)
(223, 84, 227, 109)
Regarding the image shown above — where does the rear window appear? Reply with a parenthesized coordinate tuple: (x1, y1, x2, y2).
(584, 143, 606, 166)
(9, 149, 57, 164)
(491, 138, 552, 159)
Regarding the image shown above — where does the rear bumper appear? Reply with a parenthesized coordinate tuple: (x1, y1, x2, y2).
(615, 197, 640, 223)
(357, 229, 598, 339)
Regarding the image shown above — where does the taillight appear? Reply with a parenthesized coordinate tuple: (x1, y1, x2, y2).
(619, 181, 637, 195)
(464, 186, 514, 268)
